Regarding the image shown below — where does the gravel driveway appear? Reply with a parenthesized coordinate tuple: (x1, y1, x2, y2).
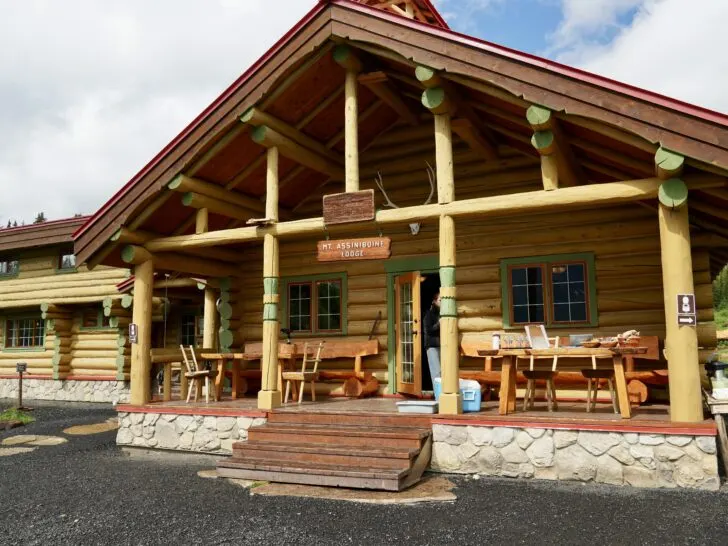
(1, 401, 728, 545)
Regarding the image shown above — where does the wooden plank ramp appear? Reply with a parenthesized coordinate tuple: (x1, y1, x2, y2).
(216, 411, 433, 491)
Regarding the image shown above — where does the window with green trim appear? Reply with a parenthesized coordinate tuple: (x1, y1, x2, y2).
(5, 316, 45, 348)
(0, 257, 19, 277)
(281, 273, 347, 335)
(80, 306, 111, 329)
(500, 253, 597, 329)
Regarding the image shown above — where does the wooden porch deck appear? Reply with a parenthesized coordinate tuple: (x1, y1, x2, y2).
(121, 396, 717, 435)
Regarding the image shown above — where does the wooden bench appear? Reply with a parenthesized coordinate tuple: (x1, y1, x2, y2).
(228, 339, 380, 397)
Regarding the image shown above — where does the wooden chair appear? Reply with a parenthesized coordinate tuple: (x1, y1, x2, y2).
(180, 345, 217, 403)
(522, 325, 559, 412)
(582, 356, 619, 413)
(283, 342, 325, 404)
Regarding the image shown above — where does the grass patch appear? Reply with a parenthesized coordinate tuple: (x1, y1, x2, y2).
(715, 307, 728, 331)
(0, 408, 35, 425)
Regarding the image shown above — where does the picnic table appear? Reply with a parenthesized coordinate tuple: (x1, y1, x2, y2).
(478, 346, 648, 418)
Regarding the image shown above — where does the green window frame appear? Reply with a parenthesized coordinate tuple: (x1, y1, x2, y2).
(500, 253, 598, 329)
(280, 272, 348, 336)
(179, 312, 204, 347)
(79, 306, 112, 330)
(3, 315, 46, 349)
(0, 256, 19, 278)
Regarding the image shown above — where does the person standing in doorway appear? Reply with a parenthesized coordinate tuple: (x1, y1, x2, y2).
(424, 292, 441, 382)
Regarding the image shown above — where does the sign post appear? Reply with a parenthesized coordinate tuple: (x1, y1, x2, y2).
(16, 362, 30, 411)
(129, 323, 138, 344)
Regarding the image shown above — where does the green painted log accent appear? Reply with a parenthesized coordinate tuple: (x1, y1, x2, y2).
(121, 294, 133, 309)
(250, 125, 269, 145)
(104, 307, 113, 317)
(117, 335, 127, 348)
(440, 298, 458, 317)
(220, 317, 231, 330)
(110, 229, 123, 242)
(655, 147, 684, 175)
(197, 282, 207, 290)
(167, 174, 184, 190)
(415, 65, 437, 83)
(439, 266, 456, 287)
(219, 329, 234, 350)
(219, 290, 231, 304)
(263, 303, 278, 321)
(218, 302, 233, 320)
(658, 178, 688, 208)
(181, 192, 195, 206)
(116, 353, 127, 380)
(526, 105, 552, 129)
(109, 316, 123, 328)
(531, 130, 555, 152)
(240, 107, 255, 124)
(264, 277, 279, 295)
(46, 319, 57, 332)
(117, 345, 126, 356)
(51, 353, 65, 366)
(219, 277, 232, 291)
(421, 87, 447, 113)
(332, 44, 358, 68)
(121, 245, 144, 264)
(103, 297, 113, 308)
(53, 337, 62, 349)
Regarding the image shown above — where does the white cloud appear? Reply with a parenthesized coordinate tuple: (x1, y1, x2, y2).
(0, 0, 312, 226)
(550, 0, 728, 114)
(432, 0, 504, 31)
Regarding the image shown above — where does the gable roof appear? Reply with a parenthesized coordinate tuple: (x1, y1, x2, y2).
(353, 0, 448, 28)
(74, 0, 728, 266)
(1, 216, 89, 254)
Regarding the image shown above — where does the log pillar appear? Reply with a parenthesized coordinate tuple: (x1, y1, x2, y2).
(422, 81, 462, 414)
(196, 208, 218, 350)
(657, 178, 702, 422)
(130, 259, 154, 405)
(333, 45, 363, 193)
(258, 146, 282, 410)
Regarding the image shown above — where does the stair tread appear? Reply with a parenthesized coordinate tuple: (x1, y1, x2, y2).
(218, 457, 410, 479)
(251, 423, 431, 439)
(234, 440, 419, 459)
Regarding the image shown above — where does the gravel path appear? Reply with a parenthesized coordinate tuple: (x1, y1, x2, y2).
(1, 401, 728, 545)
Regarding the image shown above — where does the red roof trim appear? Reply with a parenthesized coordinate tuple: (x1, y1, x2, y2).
(3, 215, 90, 235)
(74, 0, 728, 248)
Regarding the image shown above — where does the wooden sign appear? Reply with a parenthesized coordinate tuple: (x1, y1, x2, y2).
(323, 189, 375, 225)
(318, 237, 391, 262)
(129, 323, 138, 344)
(16, 362, 27, 373)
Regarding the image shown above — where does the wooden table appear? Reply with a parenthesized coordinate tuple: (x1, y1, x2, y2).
(203, 344, 302, 401)
(478, 347, 647, 418)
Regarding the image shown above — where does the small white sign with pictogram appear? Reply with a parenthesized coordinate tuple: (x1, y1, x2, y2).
(677, 294, 696, 326)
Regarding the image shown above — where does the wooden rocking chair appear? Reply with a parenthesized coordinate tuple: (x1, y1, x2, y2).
(180, 345, 217, 403)
(283, 342, 325, 404)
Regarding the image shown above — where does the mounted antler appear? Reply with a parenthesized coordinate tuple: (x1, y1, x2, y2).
(424, 161, 436, 205)
(375, 172, 399, 209)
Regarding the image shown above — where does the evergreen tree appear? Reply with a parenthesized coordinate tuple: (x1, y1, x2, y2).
(12, 221, 17, 227)
(33, 212, 47, 224)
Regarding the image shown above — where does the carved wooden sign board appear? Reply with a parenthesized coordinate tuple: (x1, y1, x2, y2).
(322, 189, 375, 225)
(317, 237, 392, 262)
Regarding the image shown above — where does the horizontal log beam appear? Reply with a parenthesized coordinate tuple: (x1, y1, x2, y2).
(121, 245, 238, 277)
(451, 118, 499, 162)
(169, 174, 264, 213)
(241, 107, 343, 165)
(528, 105, 583, 187)
(181, 192, 253, 221)
(143, 175, 725, 252)
(655, 147, 684, 180)
(251, 125, 344, 179)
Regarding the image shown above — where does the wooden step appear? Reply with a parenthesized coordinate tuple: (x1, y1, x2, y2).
(232, 441, 418, 469)
(268, 411, 432, 428)
(248, 423, 429, 449)
(217, 458, 407, 491)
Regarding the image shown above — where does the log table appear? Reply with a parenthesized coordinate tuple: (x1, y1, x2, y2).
(478, 347, 648, 418)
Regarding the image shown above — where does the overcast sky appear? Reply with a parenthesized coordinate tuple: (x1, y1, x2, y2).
(1, 0, 727, 226)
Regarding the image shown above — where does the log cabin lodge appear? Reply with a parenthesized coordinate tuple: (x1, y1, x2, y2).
(10, 0, 728, 489)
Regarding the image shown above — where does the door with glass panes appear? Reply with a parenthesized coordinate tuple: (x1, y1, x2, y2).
(395, 272, 422, 395)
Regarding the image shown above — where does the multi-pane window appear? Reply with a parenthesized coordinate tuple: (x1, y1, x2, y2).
(81, 307, 111, 329)
(58, 250, 76, 270)
(502, 254, 595, 328)
(5, 317, 45, 348)
(284, 275, 345, 335)
(180, 314, 203, 347)
(0, 257, 19, 276)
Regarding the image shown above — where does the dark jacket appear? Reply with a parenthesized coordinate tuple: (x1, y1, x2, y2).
(423, 305, 440, 349)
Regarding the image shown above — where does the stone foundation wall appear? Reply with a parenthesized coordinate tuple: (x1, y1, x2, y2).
(0, 378, 130, 403)
(116, 412, 266, 454)
(431, 424, 720, 490)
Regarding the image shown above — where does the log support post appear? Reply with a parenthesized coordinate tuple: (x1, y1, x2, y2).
(130, 259, 154, 405)
(196, 209, 218, 350)
(527, 105, 583, 188)
(259, 146, 282, 410)
(333, 45, 363, 192)
(657, 176, 703, 422)
(423, 82, 462, 414)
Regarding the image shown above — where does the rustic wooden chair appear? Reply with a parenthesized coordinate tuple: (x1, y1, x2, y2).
(283, 341, 325, 404)
(582, 357, 619, 413)
(522, 325, 559, 412)
(180, 345, 217, 403)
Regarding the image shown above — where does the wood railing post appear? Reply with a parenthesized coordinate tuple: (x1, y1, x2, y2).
(657, 177, 703, 422)
(259, 146, 282, 410)
(130, 259, 154, 405)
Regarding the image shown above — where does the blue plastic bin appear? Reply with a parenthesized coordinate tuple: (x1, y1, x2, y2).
(433, 378, 482, 412)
